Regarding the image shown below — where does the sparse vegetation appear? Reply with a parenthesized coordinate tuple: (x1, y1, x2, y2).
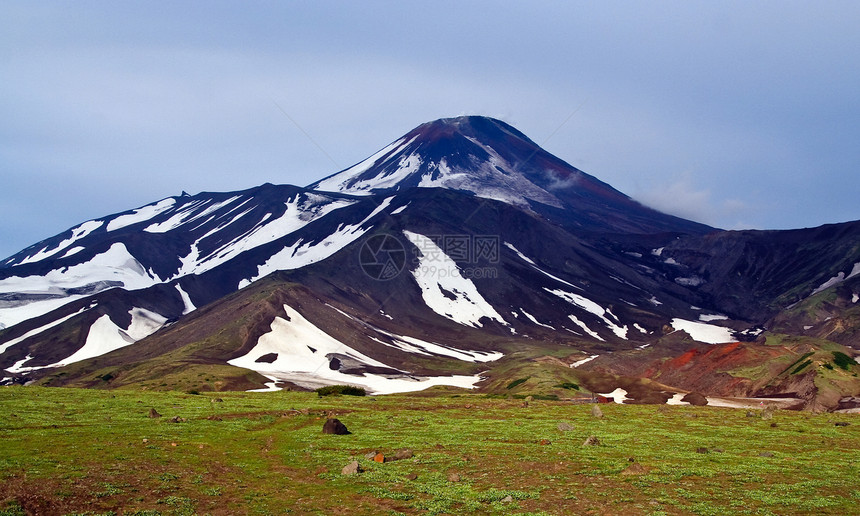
(315, 384, 367, 397)
(0, 386, 858, 515)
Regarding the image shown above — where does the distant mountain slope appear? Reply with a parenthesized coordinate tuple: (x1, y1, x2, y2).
(1, 115, 858, 409)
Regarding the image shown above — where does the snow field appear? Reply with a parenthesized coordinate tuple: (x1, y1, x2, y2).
(403, 231, 507, 328)
(228, 304, 492, 394)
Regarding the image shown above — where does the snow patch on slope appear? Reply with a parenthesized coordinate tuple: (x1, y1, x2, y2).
(546, 288, 628, 339)
(404, 231, 507, 328)
(312, 136, 417, 194)
(52, 308, 167, 367)
(599, 388, 630, 403)
(519, 309, 555, 330)
(0, 305, 92, 355)
(143, 196, 242, 233)
(182, 195, 357, 279)
(17, 220, 104, 265)
(175, 284, 196, 315)
(325, 304, 502, 363)
(504, 242, 582, 290)
(570, 354, 599, 368)
(670, 318, 735, 344)
(228, 304, 488, 394)
(107, 198, 176, 231)
(0, 243, 162, 329)
(811, 262, 860, 296)
(567, 315, 603, 341)
(238, 200, 393, 288)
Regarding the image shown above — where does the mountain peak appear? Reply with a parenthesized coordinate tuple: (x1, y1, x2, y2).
(309, 116, 711, 234)
(309, 115, 593, 209)
(410, 115, 537, 145)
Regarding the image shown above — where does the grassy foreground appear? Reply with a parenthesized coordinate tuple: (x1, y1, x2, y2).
(0, 387, 857, 515)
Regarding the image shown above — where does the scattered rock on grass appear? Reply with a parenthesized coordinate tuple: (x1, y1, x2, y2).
(835, 421, 850, 427)
(696, 447, 709, 454)
(621, 462, 649, 475)
(758, 451, 774, 458)
(373, 452, 385, 463)
(364, 451, 379, 460)
(501, 495, 514, 503)
(591, 405, 604, 418)
(322, 418, 351, 435)
(762, 405, 775, 420)
(447, 472, 461, 482)
(557, 422, 574, 432)
(583, 436, 601, 446)
(169, 416, 186, 423)
(148, 408, 162, 418)
(405, 473, 418, 481)
(681, 392, 708, 406)
(393, 448, 414, 461)
(341, 461, 361, 475)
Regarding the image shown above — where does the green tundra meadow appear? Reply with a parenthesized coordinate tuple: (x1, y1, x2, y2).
(0, 386, 857, 515)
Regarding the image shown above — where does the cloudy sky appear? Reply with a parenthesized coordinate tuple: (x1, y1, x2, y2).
(2, 2, 859, 259)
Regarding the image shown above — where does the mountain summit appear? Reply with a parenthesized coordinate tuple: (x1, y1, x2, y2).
(310, 116, 709, 234)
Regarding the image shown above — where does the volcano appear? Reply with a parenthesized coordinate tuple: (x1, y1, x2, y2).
(1, 116, 859, 410)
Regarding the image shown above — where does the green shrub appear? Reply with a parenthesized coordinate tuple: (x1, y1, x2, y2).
(555, 382, 580, 390)
(791, 359, 813, 375)
(506, 377, 529, 390)
(833, 351, 855, 370)
(315, 385, 367, 397)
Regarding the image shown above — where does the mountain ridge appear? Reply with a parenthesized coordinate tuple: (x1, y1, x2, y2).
(1, 115, 858, 409)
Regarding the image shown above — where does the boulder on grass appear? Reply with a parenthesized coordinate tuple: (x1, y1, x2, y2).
(322, 418, 351, 435)
(681, 392, 708, 406)
(341, 461, 361, 475)
(393, 448, 414, 461)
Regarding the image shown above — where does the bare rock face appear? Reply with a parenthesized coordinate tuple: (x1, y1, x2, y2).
(322, 418, 351, 435)
(681, 392, 708, 406)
